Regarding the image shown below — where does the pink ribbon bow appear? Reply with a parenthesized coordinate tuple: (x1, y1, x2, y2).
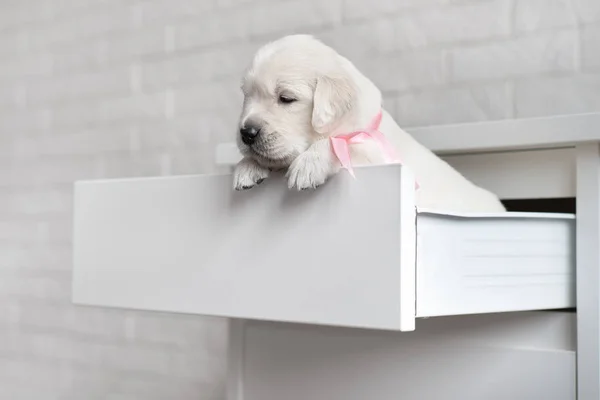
(330, 111, 417, 188)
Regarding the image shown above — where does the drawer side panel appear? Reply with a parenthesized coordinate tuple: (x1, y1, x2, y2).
(416, 214, 575, 317)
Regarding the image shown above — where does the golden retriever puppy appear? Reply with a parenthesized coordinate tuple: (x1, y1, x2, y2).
(233, 34, 505, 213)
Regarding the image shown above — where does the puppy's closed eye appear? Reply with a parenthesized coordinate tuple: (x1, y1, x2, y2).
(278, 94, 297, 104)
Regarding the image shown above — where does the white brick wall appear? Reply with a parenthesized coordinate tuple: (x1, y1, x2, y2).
(514, 0, 578, 32)
(583, 23, 600, 70)
(449, 30, 578, 82)
(0, 0, 598, 398)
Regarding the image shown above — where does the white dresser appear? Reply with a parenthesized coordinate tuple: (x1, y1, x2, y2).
(72, 112, 600, 400)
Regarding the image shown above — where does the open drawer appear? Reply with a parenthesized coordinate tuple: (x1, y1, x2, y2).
(72, 164, 575, 332)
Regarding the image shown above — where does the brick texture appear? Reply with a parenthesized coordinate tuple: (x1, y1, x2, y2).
(514, 0, 578, 32)
(582, 23, 600, 70)
(0, 0, 597, 398)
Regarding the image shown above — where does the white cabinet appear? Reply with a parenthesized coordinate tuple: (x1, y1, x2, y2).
(72, 113, 600, 400)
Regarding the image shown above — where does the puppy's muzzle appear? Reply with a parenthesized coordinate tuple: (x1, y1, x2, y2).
(240, 124, 261, 145)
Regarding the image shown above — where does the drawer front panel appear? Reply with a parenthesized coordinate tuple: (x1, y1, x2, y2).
(73, 165, 417, 331)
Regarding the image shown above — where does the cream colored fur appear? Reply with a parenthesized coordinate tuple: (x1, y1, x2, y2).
(234, 34, 505, 213)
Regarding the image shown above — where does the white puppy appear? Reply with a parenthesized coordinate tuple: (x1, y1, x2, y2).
(233, 34, 505, 213)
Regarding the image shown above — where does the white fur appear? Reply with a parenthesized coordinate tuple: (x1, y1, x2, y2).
(234, 34, 505, 213)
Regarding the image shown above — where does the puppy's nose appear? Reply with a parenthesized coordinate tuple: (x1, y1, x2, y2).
(240, 125, 261, 145)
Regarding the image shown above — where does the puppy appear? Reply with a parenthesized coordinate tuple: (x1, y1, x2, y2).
(233, 34, 505, 213)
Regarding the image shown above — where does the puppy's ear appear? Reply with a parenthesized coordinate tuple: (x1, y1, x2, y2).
(311, 74, 357, 134)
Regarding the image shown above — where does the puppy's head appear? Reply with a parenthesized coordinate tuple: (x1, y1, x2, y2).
(237, 35, 379, 169)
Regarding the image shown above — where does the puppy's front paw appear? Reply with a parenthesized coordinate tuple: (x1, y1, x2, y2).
(286, 151, 330, 191)
(233, 158, 270, 191)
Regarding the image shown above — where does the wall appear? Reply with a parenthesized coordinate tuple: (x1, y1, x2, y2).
(0, 0, 598, 398)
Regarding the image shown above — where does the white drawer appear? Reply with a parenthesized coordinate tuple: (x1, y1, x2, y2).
(72, 165, 575, 332)
(241, 312, 575, 400)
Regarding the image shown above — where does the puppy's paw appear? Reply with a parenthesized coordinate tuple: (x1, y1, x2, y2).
(286, 151, 330, 191)
(233, 158, 269, 191)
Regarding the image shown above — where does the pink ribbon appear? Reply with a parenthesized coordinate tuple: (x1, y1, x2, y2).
(330, 111, 418, 188)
